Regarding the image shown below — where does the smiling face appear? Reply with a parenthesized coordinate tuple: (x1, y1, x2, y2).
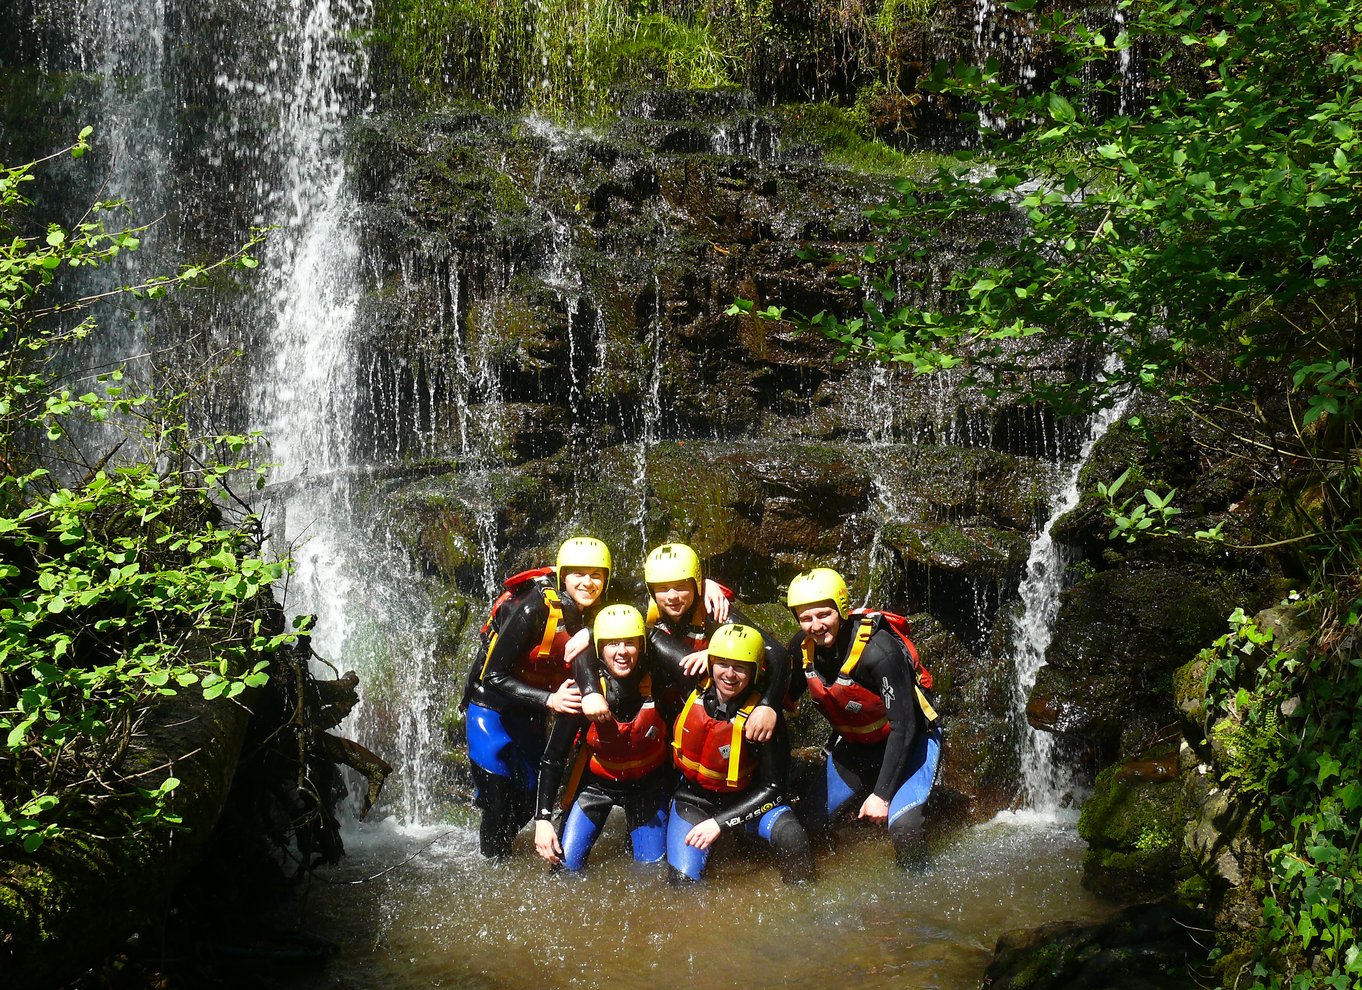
(561, 567, 607, 610)
(600, 636, 642, 679)
(710, 658, 755, 703)
(795, 601, 842, 649)
(649, 578, 696, 623)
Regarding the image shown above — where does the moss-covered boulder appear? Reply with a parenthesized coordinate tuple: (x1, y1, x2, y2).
(1077, 747, 1187, 901)
(982, 900, 1207, 990)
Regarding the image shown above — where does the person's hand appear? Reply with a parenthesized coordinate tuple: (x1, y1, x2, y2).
(534, 820, 563, 864)
(547, 679, 582, 715)
(563, 628, 591, 664)
(703, 579, 730, 623)
(684, 818, 722, 850)
(581, 692, 610, 722)
(681, 650, 708, 678)
(858, 793, 890, 825)
(744, 704, 776, 743)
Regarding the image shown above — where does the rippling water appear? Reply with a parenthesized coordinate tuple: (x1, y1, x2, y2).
(267, 811, 1111, 990)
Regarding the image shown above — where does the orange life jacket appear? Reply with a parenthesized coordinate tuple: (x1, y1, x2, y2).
(671, 687, 761, 792)
(585, 676, 669, 781)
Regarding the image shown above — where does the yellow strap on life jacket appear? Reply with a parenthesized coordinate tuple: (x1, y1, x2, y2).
(535, 588, 563, 658)
(800, 619, 871, 676)
(672, 689, 759, 786)
(478, 630, 500, 681)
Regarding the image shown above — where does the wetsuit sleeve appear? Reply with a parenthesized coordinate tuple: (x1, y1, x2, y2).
(574, 635, 602, 696)
(534, 714, 584, 820)
(713, 719, 791, 830)
(726, 605, 792, 711)
(783, 631, 808, 704)
(857, 631, 922, 800)
(647, 626, 703, 692)
(481, 593, 555, 712)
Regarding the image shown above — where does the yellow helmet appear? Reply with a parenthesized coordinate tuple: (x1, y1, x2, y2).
(786, 567, 850, 619)
(594, 603, 645, 642)
(556, 536, 612, 592)
(706, 623, 764, 668)
(644, 543, 702, 592)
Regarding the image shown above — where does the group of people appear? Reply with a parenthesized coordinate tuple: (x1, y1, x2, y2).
(460, 538, 942, 883)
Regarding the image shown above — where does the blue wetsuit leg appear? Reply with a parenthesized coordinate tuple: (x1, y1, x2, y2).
(559, 799, 604, 872)
(466, 703, 544, 859)
(666, 799, 711, 881)
(466, 702, 542, 786)
(800, 748, 860, 832)
(887, 725, 943, 828)
(627, 800, 668, 864)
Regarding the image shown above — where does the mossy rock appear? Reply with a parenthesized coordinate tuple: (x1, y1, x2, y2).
(1078, 749, 1186, 901)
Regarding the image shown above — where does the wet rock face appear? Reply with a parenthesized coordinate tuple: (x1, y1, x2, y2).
(1077, 747, 1187, 901)
(982, 900, 1208, 990)
(1027, 568, 1240, 763)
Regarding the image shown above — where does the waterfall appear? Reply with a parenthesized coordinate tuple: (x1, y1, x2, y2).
(1010, 362, 1128, 813)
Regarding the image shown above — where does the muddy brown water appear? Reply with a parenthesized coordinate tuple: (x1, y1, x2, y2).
(268, 809, 1112, 989)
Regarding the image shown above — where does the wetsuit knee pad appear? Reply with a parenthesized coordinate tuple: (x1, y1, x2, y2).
(628, 805, 668, 864)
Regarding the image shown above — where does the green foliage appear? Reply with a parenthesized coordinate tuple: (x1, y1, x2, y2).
(1199, 598, 1362, 988)
(776, 101, 944, 174)
(0, 137, 294, 854)
(738, 0, 1362, 571)
(370, 0, 939, 117)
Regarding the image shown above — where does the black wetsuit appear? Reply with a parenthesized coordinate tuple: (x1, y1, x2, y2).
(786, 617, 927, 851)
(534, 666, 671, 869)
(465, 585, 592, 860)
(667, 684, 812, 883)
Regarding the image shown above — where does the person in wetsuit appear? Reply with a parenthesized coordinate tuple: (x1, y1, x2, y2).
(784, 567, 940, 865)
(533, 604, 670, 871)
(463, 537, 609, 859)
(666, 623, 813, 884)
(580, 542, 790, 739)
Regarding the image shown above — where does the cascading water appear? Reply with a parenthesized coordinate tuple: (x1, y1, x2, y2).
(1009, 363, 1129, 813)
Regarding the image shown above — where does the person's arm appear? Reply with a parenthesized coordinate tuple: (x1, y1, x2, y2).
(534, 714, 583, 822)
(860, 632, 922, 810)
(648, 627, 703, 691)
(533, 715, 582, 864)
(782, 631, 808, 705)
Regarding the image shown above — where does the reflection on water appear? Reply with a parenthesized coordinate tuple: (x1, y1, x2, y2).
(272, 812, 1111, 990)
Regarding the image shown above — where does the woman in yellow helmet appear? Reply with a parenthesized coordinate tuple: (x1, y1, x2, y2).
(464, 537, 610, 859)
(665, 623, 813, 884)
(532, 604, 670, 871)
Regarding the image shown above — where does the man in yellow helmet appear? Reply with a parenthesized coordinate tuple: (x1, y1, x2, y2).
(666, 623, 813, 884)
(784, 567, 941, 865)
(464, 537, 610, 859)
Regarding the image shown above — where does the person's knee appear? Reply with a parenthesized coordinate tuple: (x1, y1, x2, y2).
(769, 812, 815, 884)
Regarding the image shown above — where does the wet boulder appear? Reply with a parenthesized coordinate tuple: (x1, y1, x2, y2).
(1077, 746, 1187, 901)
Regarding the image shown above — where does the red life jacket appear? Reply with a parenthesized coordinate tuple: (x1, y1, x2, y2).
(672, 687, 761, 792)
(585, 676, 669, 781)
(803, 668, 891, 743)
(798, 612, 940, 738)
